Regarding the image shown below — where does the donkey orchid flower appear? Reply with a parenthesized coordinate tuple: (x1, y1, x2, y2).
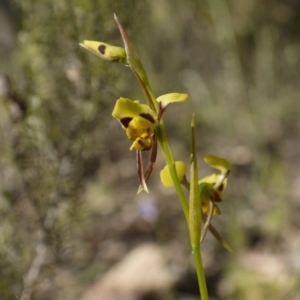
(159, 155, 230, 208)
(199, 154, 231, 242)
(196, 155, 231, 220)
(112, 94, 188, 192)
(159, 154, 231, 247)
(112, 98, 158, 151)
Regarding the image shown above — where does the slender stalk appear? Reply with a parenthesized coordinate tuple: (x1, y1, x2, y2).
(114, 15, 208, 299)
(193, 245, 209, 300)
(189, 114, 209, 300)
(156, 123, 189, 222)
(138, 52, 207, 300)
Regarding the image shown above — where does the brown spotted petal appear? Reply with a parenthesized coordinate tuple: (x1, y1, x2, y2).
(112, 98, 158, 127)
(80, 40, 127, 63)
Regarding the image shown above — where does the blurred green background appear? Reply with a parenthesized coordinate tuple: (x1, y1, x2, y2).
(1, 0, 300, 299)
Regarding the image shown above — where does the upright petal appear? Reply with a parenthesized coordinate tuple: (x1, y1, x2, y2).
(204, 155, 231, 174)
(157, 93, 189, 108)
(198, 173, 227, 202)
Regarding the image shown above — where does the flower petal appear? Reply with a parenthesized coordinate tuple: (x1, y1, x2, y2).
(198, 173, 227, 200)
(125, 117, 154, 140)
(112, 98, 157, 128)
(80, 40, 127, 63)
(156, 93, 189, 108)
(198, 173, 219, 185)
(130, 137, 152, 151)
(160, 161, 188, 187)
(204, 155, 231, 173)
(202, 199, 221, 216)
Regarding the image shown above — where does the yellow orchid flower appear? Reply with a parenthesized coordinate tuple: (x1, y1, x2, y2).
(159, 160, 229, 196)
(198, 155, 231, 244)
(198, 155, 230, 215)
(111, 94, 188, 192)
(112, 98, 158, 151)
(112, 94, 188, 151)
(159, 154, 231, 247)
(159, 156, 230, 209)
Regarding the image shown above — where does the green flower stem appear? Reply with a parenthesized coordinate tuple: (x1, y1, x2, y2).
(193, 245, 209, 300)
(156, 123, 189, 223)
(130, 44, 189, 222)
(137, 56, 207, 300)
(114, 15, 208, 299)
(157, 115, 208, 300)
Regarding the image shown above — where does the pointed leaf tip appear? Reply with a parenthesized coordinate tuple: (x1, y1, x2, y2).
(191, 112, 196, 127)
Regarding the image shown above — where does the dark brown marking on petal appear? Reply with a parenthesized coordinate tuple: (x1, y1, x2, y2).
(140, 113, 155, 124)
(214, 193, 222, 202)
(142, 146, 152, 151)
(120, 117, 132, 128)
(218, 183, 224, 192)
(137, 139, 151, 151)
(98, 45, 106, 55)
